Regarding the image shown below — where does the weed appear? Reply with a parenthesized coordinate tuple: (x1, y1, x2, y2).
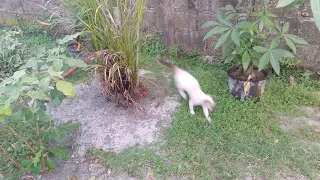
(0, 27, 30, 79)
(141, 32, 166, 58)
(0, 33, 87, 178)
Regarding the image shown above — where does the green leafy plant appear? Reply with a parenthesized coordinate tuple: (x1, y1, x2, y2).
(141, 31, 167, 58)
(0, 27, 30, 79)
(201, 2, 308, 77)
(0, 34, 87, 175)
(275, 0, 320, 32)
(66, 0, 147, 96)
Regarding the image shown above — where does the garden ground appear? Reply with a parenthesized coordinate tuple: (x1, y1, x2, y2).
(1, 28, 320, 180)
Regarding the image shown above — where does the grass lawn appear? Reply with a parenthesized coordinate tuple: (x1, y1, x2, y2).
(87, 54, 320, 179)
(0, 27, 319, 179)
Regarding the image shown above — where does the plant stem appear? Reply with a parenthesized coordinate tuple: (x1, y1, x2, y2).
(0, 150, 23, 169)
(35, 116, 46, 171)
(6, 126, 36, 154)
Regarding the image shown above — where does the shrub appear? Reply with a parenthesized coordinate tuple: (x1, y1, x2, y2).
(0, 33, 87, 176)
(65, 0, 147, 96)
(0, 27, 30, 79)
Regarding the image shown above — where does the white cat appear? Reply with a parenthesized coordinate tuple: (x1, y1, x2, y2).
(158, 58, 216, 123)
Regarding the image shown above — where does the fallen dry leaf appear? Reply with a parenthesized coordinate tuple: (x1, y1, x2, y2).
(146, 167, 155, 180)
(244, 75, 252, 95)
(289, 75, 295, 86)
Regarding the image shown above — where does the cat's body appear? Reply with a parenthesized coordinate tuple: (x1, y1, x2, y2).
(158, 58, 216, 123)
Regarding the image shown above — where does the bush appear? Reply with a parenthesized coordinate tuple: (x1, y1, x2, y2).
(0, 27, 30, 79)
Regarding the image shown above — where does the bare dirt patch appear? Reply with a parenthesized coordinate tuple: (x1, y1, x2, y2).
(40, 70, 181, 180)
(279, 106, 320, 133)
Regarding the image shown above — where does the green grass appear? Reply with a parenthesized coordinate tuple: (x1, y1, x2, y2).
(87, 53, 320, 179)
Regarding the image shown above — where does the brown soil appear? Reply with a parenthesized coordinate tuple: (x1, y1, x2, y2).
(227, 66, 268, 81)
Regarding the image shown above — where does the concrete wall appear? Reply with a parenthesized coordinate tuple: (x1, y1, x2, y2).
(0, 0, 319, 72)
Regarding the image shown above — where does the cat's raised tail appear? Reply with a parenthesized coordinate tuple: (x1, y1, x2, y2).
(157, 57, 177, 71)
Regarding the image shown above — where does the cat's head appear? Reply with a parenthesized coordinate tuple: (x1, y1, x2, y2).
(204, 95, 216, 111)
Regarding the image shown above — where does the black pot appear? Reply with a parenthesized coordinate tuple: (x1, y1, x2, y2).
(67, 42, 81, 57)
(227, 67, 269, 100)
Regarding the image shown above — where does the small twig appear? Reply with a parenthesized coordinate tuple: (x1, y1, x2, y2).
(6, 126, 36, 154)
(0, 150, 23, 169)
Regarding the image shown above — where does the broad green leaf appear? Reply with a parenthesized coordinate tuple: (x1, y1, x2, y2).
(0, 115, 7, 122)
(271, 49, 295, 58)
(265, 10, 278, 17)
(13, 139, 24, 150)
(46, 157, 56, 171)
(222, 4, 235, 11)
(49, 146, 70, 160)
(6, 86, 22, 106)
(217, 10, 232, 27)
(231, 29, 240, 46)
(20, 58, 37, 69)
(0, 106, 12, 122)
(242, 51, 251, 70)
(285, 34, 308, 44)
(57, 32, 82, 45)
(270, 37, 280, 49)
(36, 47, 46, 58)
(226, 13, 235, 20)
(217, 10, 224, 22)
(56, 80, 76, 98)
(214, 29, 232, 50)
(53, 58, 63, 71)
(201, 21, 220, 28)
(259, 21, 264, 32)
(250, 12, 260, 17)
(32, 151, 42, 167)
(282, 22, 289, 33)
(264, 0, 270, 5)
(203, 27, 231, 40)
(21, 160, 32, 168)
(253, 46, 268, 53)
(52, 129, 66, 142)
(50, 88, 66, 105)
(64, 57, 87, 68)
(311, 0, 320, 32)
(221, 19, 233, 27)
(21, 77, 39, 85)
(225, 55, 236, 63)
(39, 77, 51, 91)
(30, 163, 42, 174)
(0, 106, 12, 116)
(60, 120, 81, 133)
(274, 19, 281, 31)
(276, 0, 296, 8)
(235, 21, 251, 29)
(259, 52, 270, 71)
(249, 49, 262, 58)
(12, 69, 26, 80)
(284, 36, 297, 53)
(26, 91, 50, 101)
(264, 17, 274, 28)
(270, 52, 280, 75)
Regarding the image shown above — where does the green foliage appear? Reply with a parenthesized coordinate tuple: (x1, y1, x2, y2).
(0, 34, 86, 176)
(67, 0, 147, 95)
(141, 32, 167, 57)
(87, 57, 320, 179)
(201, 3, 307, 75)
(0, 27, 30, 79)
